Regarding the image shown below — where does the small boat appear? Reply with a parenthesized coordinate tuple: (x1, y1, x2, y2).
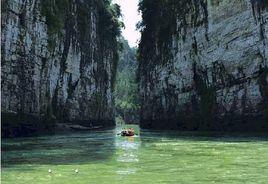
(120, 128, 135, 136)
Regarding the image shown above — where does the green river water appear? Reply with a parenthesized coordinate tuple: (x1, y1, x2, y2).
(1, 125, 268, 184)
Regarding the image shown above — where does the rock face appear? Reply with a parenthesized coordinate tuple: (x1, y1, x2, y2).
(1, 0, 121, 137)
(138, 0, 268, 131)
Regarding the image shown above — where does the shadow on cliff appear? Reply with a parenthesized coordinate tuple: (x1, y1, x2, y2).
(1, 129, 116, 167)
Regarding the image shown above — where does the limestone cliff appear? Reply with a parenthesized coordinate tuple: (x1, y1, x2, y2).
(138, 0, 268, 131)
(1, 0, 121, 137)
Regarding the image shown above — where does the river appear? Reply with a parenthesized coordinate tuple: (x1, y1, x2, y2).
(2, 125, 268, 184)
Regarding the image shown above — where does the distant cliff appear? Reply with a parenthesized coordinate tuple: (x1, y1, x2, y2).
(1, 0, 122, 137)
(138, 0, 268, 131)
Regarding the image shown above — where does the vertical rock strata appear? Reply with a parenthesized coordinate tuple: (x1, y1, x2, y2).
(138, 0, 268, 131)
(1, 0, 121, 136)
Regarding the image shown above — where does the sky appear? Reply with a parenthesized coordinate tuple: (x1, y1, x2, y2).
(113, 0, 141, 48)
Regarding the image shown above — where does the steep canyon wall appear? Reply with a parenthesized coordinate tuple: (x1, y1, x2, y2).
(138, 0, 268, 131)
(1, 0, 121, 136)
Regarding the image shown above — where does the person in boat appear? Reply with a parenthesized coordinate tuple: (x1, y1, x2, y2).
(121, 128, 135, 136)
(121, 128, 128, 135)
(129, 128, 134, 133)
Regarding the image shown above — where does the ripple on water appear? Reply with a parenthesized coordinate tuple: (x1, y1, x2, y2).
(2, 125, 268, 184)
(116, 168, 137, 175)
(117, 153, 139, 163)
(116, 140, 140, 150)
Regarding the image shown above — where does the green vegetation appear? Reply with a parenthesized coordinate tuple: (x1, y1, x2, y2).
(41, 0, 69, 49)
(137, 0, 208, 66)
(251, 0, 268, 12)
(41, 0, 123, 55)
(114, 38, 140, 124)
(1, 0, 9, 14)
(99, 1, 124, 47)
(98, 0, 124, 90)
(41, 0, 69, 34)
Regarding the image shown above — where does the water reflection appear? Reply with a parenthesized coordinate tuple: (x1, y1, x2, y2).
(2, 129, 116, 166)
(2, 125, 268, 184)
(115, 125, 140, 176)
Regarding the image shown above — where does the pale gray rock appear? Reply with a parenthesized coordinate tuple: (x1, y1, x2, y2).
(1, 0, 118, 137)
(138, 0, 268, 131)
